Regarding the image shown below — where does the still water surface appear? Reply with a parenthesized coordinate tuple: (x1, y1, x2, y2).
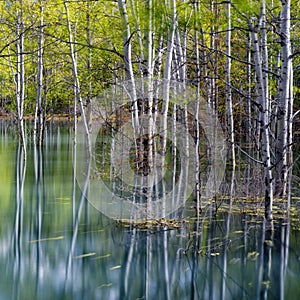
(0, 121, 300, 300)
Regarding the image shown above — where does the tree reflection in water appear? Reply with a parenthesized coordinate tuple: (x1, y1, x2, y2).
(0, 121, 299, 299)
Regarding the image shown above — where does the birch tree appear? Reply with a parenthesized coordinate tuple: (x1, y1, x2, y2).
(33, 0, 44, 146)
(161, 0, 176, 156)
(193, 1, 201, 216)
(249, 1, 274, 221)
(117, 0, 139, 127)
(15, 0, 26, 149)
(275, 0, 293, 198)
(225, 0, 235, 197)
(64, 1, 90, 143)
(146, 0, 154, 177)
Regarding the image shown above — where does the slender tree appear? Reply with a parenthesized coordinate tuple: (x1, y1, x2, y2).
(117, 0, 139, 126)
(249, 1, 274, 221)
(275, 0, 293, 198)
(161, 0, 176, 156)
(225, 0, 235, 197)
(33, 0, 44, 146)
(64, 0, 90, 144)
(15, 0, 26, 150)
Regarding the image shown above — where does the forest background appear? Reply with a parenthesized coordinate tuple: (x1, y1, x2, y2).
(0, 0, 299, 221)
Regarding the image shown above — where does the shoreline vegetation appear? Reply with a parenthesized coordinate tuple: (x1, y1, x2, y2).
(1, 110, 299, 137)
(0, 110, 73, 122)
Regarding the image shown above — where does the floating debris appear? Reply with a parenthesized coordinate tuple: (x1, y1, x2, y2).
(247, 251, 260, 261)
(93, 254, 111, 260)
(73, 252, 96, 259)
(29, 236, 64, 243)
(116, 218, 188, 230)
(98, 283, 113, 288)
(110, 265, 121, 271)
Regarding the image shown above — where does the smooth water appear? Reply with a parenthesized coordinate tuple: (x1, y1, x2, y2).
(0, 121, 300, 300)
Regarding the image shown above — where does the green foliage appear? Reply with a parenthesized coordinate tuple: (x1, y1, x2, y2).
(0, 0, 298, 123)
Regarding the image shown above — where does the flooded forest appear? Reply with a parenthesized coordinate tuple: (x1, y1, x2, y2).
(0, 1, 300, 299)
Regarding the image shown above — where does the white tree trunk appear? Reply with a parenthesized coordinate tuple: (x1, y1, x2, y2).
(15, 0, 26, 150)
(249, 4, 274, 220)
(161, 0, 176, 156)
(225, 0, 235, 197)
(146, 0, 154, 174)
(193, 1, 201, 216)
(34, 0, 44, 146)
(117, 0, 139, 129)
(129, 0, 145, 78)
(64, 1, 90, 146)
(276, 0, 292, 198)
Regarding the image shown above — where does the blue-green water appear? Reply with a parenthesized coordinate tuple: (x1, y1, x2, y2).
(0, 120, 300, 300)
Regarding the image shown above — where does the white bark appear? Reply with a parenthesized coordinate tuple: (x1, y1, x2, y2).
(64, 1, 90, 147)
(225, 0, 235, 196)
(276, 0, 292, 198)
(193, 1, 201, 216)
(261, 3, 269, 112)
(117, 0, 139, 128)
(156, 35, 165, 79)
(129, 0, 145, 78)
(15, 0, 26, 150)
(246, 32, 252, 146)
(249, 4, 274, 220)
(86, 1, 92, 126)
(34, 0, 44, 146)
(146, 0, 154, 181)
(161, 0, 176, 155)
(117, 0, 140, 181)
(287, 66, 293, 205)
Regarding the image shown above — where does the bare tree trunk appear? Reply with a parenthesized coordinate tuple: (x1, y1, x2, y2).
(117, 0, 142, 186)
(34, 0, 44, 146)
(287, 66, 293, 208)
(193, 1, 201, 216)
(209, 0, 218, 111)
(129, 0, 145, 78)
(64, 1, 90, 146)
(117, 0, 139, 128)
(146, 0, 154, 212)
(246, 32, 252, 146)
(161, 0, 176, 156)
(249, 3, 274, 220)
(15, 0, 26, 151)
(85, 0, 92, 127)
(275, 0, 293, 198)
(225, 0, 235, 197)
(156, 35, 165, 79)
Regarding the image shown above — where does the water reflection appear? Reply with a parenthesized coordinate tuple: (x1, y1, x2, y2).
(0, 121, 300, 299)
